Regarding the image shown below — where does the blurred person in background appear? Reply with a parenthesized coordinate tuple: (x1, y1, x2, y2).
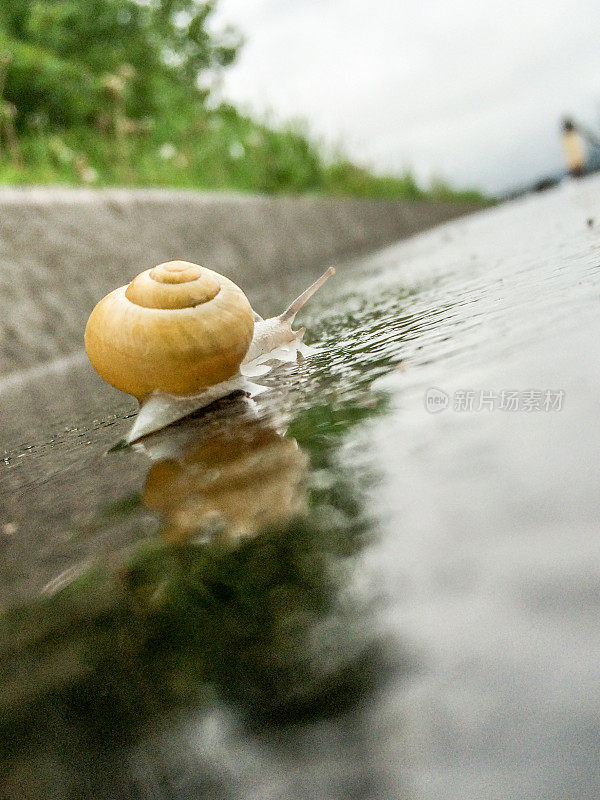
(561, 116, 600, 178)
(561, 118, 585, 177)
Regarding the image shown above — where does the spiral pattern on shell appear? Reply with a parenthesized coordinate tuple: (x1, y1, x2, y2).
(84, 261, 254, 400)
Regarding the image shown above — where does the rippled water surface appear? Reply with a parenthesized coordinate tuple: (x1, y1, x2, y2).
(1, 178, 600, 799)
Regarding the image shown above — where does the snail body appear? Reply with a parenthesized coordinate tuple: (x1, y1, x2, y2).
(85, 261, 334, 441)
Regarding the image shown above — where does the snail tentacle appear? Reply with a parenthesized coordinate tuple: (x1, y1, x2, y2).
(243, 267, 335, 365)
(279, 266, 335, 323)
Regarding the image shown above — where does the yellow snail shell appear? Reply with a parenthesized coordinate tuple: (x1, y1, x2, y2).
(84, 260, 254, 401)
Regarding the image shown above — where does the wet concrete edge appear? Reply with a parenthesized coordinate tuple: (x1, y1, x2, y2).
(0, 189, 477, 375)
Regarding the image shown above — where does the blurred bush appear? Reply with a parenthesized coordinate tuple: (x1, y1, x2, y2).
(0, 1, 487, 200)
(0, 0, 238, 125)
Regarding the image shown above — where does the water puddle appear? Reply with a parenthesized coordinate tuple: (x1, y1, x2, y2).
(2, 178, 600, 798)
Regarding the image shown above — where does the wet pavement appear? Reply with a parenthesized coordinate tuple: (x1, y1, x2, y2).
(1, 177, 600, 799)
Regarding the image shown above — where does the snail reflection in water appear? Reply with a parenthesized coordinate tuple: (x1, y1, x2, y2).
(85, 260, 334, 440)
(137, 409, 308, 544)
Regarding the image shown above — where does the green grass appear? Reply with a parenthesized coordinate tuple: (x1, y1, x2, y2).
(0, 102, 488, 203)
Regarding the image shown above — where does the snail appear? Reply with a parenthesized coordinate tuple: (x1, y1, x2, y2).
(85, 260, 334, 441)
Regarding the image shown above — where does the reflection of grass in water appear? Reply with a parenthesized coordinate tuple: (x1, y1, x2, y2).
(98, 492, 142, 519)
(293, 279, 462, 410)
(0, 521, 376, 759)
(0, 401, 391, 786)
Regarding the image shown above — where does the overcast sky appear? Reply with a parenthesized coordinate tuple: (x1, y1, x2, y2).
(213, 0, 600, 195)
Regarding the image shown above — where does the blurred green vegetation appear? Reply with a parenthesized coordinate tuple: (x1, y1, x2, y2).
(0, 402, 391, 793)
(0, 0, 487, 201)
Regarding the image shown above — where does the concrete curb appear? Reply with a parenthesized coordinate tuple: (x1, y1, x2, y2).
(0, 189, 475, 373)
